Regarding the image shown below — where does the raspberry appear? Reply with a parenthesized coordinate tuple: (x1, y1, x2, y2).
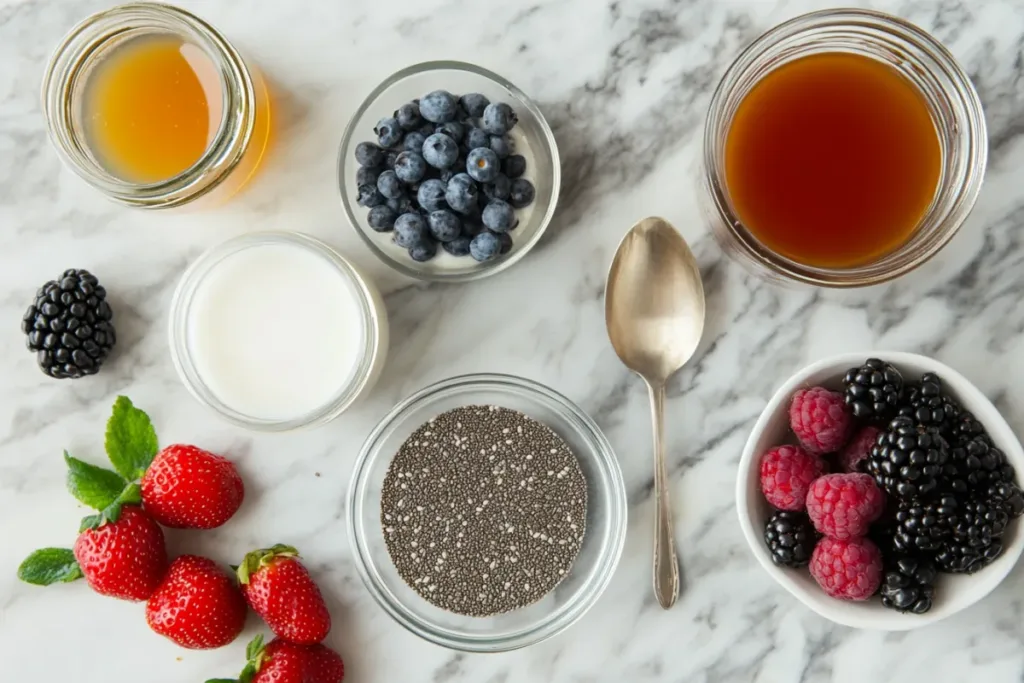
(760, 445, 826, 511)
(809, 537, 882, 601)
(838, 426, 881, 473)
(790, 387, 854, 454)
(805, 473, 885, 539)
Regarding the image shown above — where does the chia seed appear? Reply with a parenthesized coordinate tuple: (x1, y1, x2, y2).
(380, 404, 588, 617)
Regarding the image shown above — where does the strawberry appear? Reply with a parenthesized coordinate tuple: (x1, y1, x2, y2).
(237, 545, 331, 645)
(206, 635, 344, 683)
(146, 555, 247, 649)
(141, 444, 245, 529)
(73, 505, 168, 601)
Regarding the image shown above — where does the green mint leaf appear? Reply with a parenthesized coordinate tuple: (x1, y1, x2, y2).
(100, 483, 141, 524)
(17, 548, 82, 586)
(105, 396, 158, 481)
(65, 451, 126, 510)
(79, 514, 104, 532)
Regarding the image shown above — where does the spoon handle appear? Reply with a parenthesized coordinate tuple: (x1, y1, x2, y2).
(647, 381, 679, 609)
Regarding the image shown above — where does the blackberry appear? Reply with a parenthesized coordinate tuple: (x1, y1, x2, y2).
(867, 416, 949, 500)
(22, 269, 115, 379)
(944, 436, 1015, 495)
(880, 555, 937, 614)
(935, 499, 1008, 574)
(949, 411, 988, 445)
(842, 358, 904, 420)
(986, 481, 1024, 519)
(764, 510, 817, 568)
(896, 373, 959, 434)
(892, 496, 957, 553)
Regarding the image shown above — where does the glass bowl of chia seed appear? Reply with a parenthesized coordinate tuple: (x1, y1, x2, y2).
(347, 373, 627, 652)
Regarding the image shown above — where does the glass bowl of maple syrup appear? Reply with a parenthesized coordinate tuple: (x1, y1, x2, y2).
(703, 9, 987, 287)
(42, 2, 272, 209)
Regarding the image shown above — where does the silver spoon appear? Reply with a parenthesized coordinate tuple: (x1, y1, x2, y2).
(605, 216, 706, 609)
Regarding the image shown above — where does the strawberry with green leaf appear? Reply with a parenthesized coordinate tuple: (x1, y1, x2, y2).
(207, 634, 345, 683)
(238, 545, 332, 645)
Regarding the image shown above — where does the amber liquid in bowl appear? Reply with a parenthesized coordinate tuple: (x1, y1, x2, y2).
(724, 53, 941, 269)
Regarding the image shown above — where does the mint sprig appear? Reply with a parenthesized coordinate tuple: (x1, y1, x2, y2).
(104, 396, 158, 481)
(17, 548, 82, 586)
(65, 451, 126, 510)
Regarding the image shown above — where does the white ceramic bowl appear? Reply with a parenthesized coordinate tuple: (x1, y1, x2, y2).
(737, 351, 1024, 630)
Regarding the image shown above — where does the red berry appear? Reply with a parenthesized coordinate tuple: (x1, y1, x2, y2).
(301, 642, 346, 683)
(146, 555, 247, 650)
(238, 545, 332, 645)
(141, 444, 244, 530)
(790, 387, 854, 454)
(805, 473, 885, 539)
(73, 505, 168, 601)
(809, 536, 882, 600)
(231, 637, 345, 683)
(839, 426, 881, 473)
(759, 445, 826, 511)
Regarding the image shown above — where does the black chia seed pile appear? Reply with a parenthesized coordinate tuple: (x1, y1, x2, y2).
(380, 405, 588, 617)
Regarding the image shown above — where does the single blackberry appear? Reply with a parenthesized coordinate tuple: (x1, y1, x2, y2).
(944, 436, 1015, 495)
(22, 269, 115, 379)
(892, 496, 957, 553)
(935, 499, 1008, 574)
(986, 481, 1024, 519)
(764, 510, 817, 568)
(880, 555, 937, 614)
(867, 416, 949, 500)
(949, 411, 988, 445)
(842, 358, 904, 421)
(896, 373, 960, 434)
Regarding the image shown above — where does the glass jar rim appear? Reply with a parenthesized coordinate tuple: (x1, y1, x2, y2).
(41, 2, 256, 208)
(168, 232, 386, 431)
(702, 8, 987, 287)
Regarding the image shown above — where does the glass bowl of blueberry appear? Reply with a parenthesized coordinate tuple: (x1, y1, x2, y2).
(338, 61, 560, 282)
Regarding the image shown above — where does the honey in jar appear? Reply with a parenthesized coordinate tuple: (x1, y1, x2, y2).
(724, 52, 941, 269)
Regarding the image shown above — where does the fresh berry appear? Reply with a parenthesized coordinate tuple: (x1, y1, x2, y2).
(409, 240, 438, 262)
(459, 93, 490, 118)
(419, 90, 458, 123)
(355, 166, 379, 187)
(880, 555, 936, 614)
(367, 205, 397, 232)
(140, 444, 244, 530)
(374, 117, 403, 148)
(805, 473, 885, 539)
(436, 121, 465, 144)
(427, 210, 461, 243)
(987, 481, 1024, 518)
(394, 213, 428, 249)
(442, 236, 472, 257)
(759, 444, 826, 511)
(944, 435, 1015, 494)
(482, 199, 516, 232)
(354, 141, 384, 168)
(897, 373, 960, 434)
(422, 133, 459, 169)
(483, 174, 512, 202)
(469, 232, 501, 263)
(464, 127, 490, 151)
(842, 358, 903, 421)
(356, 183, 385, 208)
(950, 410, 988, 444)
(496, 231, 514, 254)
(213, 634, 345, 683)
(789, 387, 854, 454)
(375, 170, 403, 200)
(237, 545, 331, 645)
(764, 510, 817, 568)
(839, 426, 880, 473)
(23, 269, 116, 379)
(509, 178, 536, 208)
(504, 154, 527, 179)
(892, 495, 957, 553)
(481, 102, 518, 134)
(73, 506, 168, 601)
(935, 499, 1008, 573)
(445, 173, 479, 214)
(489, 135, 512, 158)
(808, 536, 882, 601)
(417, 179, 448, 213)
(146, 555, 246, 649)
(384, 151, 399, 169)
(466, 147, 501, 183)
(867, 416, 949, 499)
(395, 102, 421, 131)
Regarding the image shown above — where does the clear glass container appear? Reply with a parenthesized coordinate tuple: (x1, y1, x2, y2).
(347, 374, 627, 652)
(702, 9, 987, 287)
(42, 2, 272, 209)
(169, 232, 388, 431)
(338, 61, 560, 283)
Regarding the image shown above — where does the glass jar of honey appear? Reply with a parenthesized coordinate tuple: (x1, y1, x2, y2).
(42, 2, 271, 209)
(702, 9, 987, 287)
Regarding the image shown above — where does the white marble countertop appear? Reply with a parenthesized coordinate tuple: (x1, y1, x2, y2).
(3, 0, 1024, 681)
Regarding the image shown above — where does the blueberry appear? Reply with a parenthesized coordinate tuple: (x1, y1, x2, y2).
(435, 121, 464, 144)
(395, 102, 422, 131)
(482, 102, 518, 134)
(459, 93, 490, 118)
(403, 131, 428, 154)
(417, 179, 448, 212)
(386, 151, 400, 169)
(510, 178, 535, 208)
(445, 173, 479, 214)
(394, 213, 428, 248)
(442, 236, 472, 257)
(504, 154, 527, 179)
(464, 127, 490, 151)
(409, 240, 438, 262)
(355, 141, 385, 168)
(418, 121, 436, 137)
(375, 117, 403, 148)
(482, 199, 516, 232)
(376, 170, 403, 200)
(367, 205, 397, 232)
(422, 133, 460, 169)
(427, 210, 462, 242)
(357, 183, 386, 207)
(489, 135, 511, 158)
(419, 90, 458, 123)
(394, 151, 427, 184)
(466, 147, 500, 183)
(496, 231, 513, 254)
(482, 174, 512, 201)
(356, 166, 380, 187)
(388, 196, 417, 215)
(439, 169, 456, 183)
(469, 232, 501, 262)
